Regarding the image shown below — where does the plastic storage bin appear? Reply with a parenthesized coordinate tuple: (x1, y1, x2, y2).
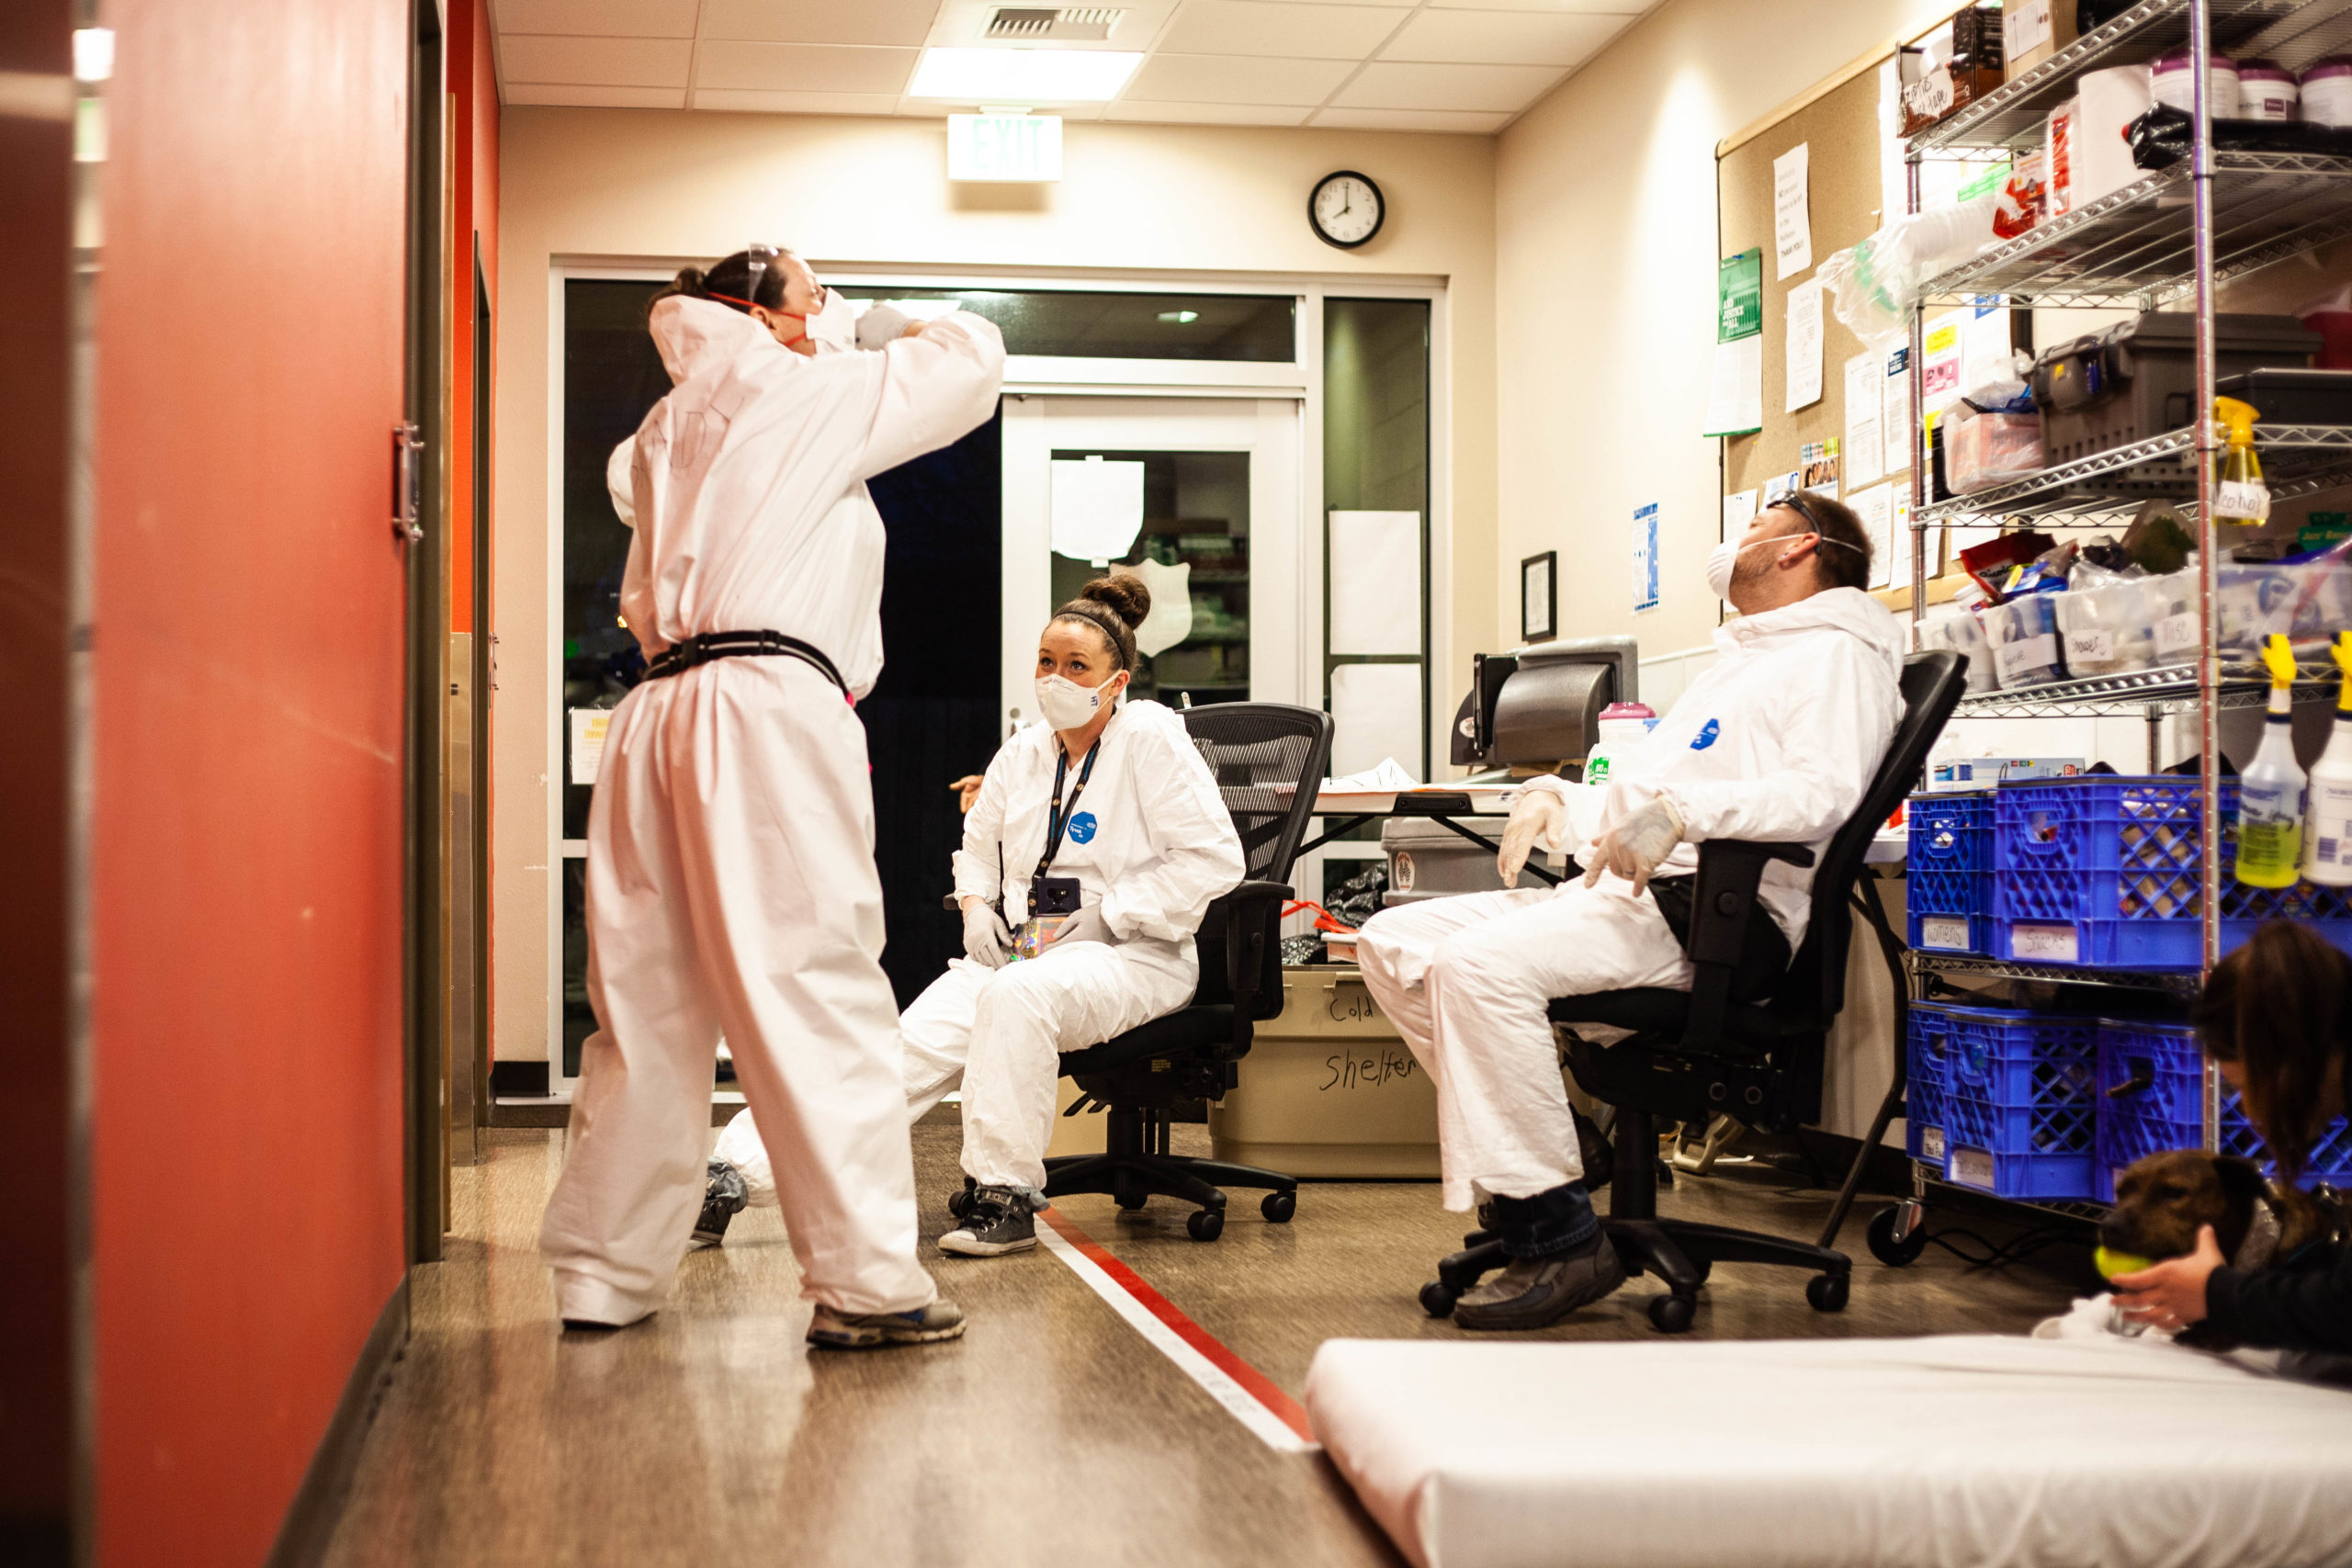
(1906, 790, 1993, 953)
(1991, 775, 2352, 970)
(1906, 1002, 1957, 1166)
(1206, 967, 1439, 1178)
(2030, 312, 2321, 468)
(2094, 1017, 2352, 1200)
(1982, 594, 2066, 687)
(2053, 581, 2158, 675)
(1939, 1005, 2099, 1200)
(1946, 406, 2045, 493)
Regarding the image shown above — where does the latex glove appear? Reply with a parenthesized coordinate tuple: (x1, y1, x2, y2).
(1580, 794, 1685, 897)
(1045, 904, 1114, 950)
(2113, 1224, 2222, 1332)
(962, 899, 1012, 968)
(855, 304, 915, 351)
(950, 773, 985, 813)
(1497, 787, 1567, 889)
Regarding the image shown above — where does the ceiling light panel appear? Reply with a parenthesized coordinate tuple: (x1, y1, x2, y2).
(908, 46, 1145, 100)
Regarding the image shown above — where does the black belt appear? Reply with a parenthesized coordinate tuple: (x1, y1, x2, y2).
(642, 630, 847, 695)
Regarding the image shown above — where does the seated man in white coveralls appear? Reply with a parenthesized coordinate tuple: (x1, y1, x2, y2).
(1355, 491, 1904, 1331)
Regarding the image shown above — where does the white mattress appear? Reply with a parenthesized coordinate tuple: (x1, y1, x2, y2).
(1304, 1334, 2352, 1568)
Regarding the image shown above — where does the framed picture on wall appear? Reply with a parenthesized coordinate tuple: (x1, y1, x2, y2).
(1521, 551, 1556, 643)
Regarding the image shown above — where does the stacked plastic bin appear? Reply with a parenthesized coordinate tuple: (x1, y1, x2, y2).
(1905, 1002, 1956, 1167)
(1905, 791, 1993, 955)
(2093, 1018, 2352, 1201)
(1936, 1006, 2099, 1200)
(1990, 775, 2352, 970)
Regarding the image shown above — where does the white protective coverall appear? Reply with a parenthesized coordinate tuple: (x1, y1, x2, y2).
(1355, 587, 1905, 1211)
(537, 297, 1005, 1325)
(713, 697, 1246, 1201)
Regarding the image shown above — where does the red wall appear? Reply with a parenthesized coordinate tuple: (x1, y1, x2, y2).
(92, 0, 412, 1562)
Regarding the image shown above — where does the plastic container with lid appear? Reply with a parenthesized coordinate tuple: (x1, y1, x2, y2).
(1982, 593, 2067, 687)
(2237, 59, 2299, 119)
(2153, 49, 2239, 118)
(2304, 57, 2352, 127)
(1584, 702, 1657, 786)
(2053, 582, 2157, 676)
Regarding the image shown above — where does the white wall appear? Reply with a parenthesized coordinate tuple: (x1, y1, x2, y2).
(492, 107, 1498, 1062)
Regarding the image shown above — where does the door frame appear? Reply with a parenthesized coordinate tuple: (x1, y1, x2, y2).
(533, 265, 1448, 1098)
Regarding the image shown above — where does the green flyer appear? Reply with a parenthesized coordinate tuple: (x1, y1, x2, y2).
(1718, 248, 1763, 343)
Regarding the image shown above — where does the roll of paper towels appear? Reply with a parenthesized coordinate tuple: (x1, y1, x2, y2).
(2075, 64, 2153, 210)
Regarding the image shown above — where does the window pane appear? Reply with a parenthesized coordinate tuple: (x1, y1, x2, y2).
(838, 288, 1295, 362)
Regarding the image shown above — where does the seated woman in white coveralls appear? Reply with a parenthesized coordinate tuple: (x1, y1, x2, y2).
(702, 571, 1246, 1258)
(1355, 491, 1904, 1332)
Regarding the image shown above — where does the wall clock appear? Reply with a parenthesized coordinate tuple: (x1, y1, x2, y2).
(1309, 170, 1385, 249)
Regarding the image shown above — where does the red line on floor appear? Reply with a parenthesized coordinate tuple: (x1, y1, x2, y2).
(1037, 1206, 1317, 1445)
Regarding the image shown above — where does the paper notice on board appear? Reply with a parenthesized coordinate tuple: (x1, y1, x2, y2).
(570, 708, 613, 786)
(1330, 663, 1424, 781)
(1878, 60, 1908, 222)
(1921, 310, 1965, 414)
(1883, 345, 1914, 473)
(1704, 335, 1764, 437)
(1849, 483, 1895, 591)
(1843, 353, 1885, 490)
(1724, 488, 1758, 539)
(1773, 142, 1813, 280)
(1785, 278, 1824, 412)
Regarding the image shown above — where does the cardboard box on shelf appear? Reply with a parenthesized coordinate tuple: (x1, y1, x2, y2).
(2003, 0, 2081, 81)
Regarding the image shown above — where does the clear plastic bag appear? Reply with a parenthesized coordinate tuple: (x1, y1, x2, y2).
(2053, 581, 2157, 674)
(1918, 602, 2001, 692)
(1816, 195, 2003, 351)
(1946, 405, 2046, 493)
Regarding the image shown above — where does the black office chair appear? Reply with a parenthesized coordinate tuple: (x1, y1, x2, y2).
(1420, 651, 1966, 1330)
(952, 703, 1334, 1241)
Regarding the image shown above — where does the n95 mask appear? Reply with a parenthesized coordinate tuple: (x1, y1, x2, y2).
(803, 288, 856, 355)
(1035, 672, 1119, 730)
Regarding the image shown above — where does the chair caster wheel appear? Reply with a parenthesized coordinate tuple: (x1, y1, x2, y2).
(1867, 1205, 1928, 1267)
(1419, 1281, 1459, 1319)
(1187, 1207, 1225, 1242)
(946, 1180, 976, 1220)
(1261, 1190, 1296, 1223)
(1648, 1292, 1697, 1334)
(1806, 1272, 1850, 1313)
(1114, 1175, 1148, 1212)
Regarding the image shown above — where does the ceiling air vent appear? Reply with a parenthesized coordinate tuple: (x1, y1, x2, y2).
(983, 6, 1125, 41)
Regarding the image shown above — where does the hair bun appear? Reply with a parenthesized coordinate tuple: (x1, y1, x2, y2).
(1080, 571, 1151, 629)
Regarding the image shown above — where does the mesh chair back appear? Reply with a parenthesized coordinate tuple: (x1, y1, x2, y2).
(1774, 650, 1966, 1027)
(1182, 704, 1335, 885)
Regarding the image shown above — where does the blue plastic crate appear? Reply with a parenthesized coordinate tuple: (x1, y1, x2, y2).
(1905, 1003, 1956, 1166)
(1944, 1089, 2098, 1199)
(2094, 1017, 2352, 1200)
(1906, 791, 1992, 954)
(1942, 1005, 2098, 1104)
(1989, 776, 2352, 971)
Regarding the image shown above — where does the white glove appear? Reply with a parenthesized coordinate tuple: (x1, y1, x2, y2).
(855, 305, 916, 351)
(1580, 794, 1685, 897)
(1497, 787, 1567, 888)
(962, 899, 1012, 968)
(1045, 904, 1114, 950)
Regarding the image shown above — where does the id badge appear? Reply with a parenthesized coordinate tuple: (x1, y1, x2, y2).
(1029, 876, 1081, 919)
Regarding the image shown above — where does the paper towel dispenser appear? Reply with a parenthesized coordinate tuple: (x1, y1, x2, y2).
(1451, 637, 1638, 770)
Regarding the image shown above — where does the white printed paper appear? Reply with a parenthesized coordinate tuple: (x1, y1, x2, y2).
(1703, 333, 1764, 437)
(1723, 488, 1758, 539)
(1330, 663, 1424, 781)
(1049, 456, 1145, 564)
(1921, 310, 1966, 414)
(1843, 353, 1885, 489)
(1785, 279, 1825, 413)
(1883, 347, 1915, 472)
(1633, 502, 1660, 613)
(1773, 142, 1813, 280)
(1962, 300, 2013, 391)
(1763, 469, 1800, 505)
(569, 708, 612, 786)
(1329, 511, 1422, 656)
(1849, 483, 1894, 592)
(1129, 556, 1195, 658)
(1887, 495, 1909, 590)
(1878, 60, 1909, 224)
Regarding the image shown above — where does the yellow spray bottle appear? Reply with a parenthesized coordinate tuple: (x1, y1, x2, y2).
(2213, 396, 2271, 528)
(2303, 631, 2352, 886)
(2236, 632, 2306, 889)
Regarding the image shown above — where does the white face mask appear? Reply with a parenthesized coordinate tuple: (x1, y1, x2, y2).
(803, 288, 856, 355)
(1035, 671, 1124, 730)
(1705, 529, 1862, 603)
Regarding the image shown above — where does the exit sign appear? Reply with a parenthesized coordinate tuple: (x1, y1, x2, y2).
(947, 113, 1062, 182)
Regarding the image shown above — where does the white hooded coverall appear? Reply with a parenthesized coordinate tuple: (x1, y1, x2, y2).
(713, 698, 1247, 1201)
(1355, 587, 1906, 1211)
(537, 297, 1005, 1325)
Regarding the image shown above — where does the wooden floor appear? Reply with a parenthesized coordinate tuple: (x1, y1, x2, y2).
(323, 1115, 2087, 1568)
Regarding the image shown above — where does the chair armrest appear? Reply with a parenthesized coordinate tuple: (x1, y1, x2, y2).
(1677, 840, 1810, 1053)
(1218, 881, 1293, 1057)
(1225, 879, 1295, 906)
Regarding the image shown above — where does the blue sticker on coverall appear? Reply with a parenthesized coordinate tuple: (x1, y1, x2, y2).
(1068, 810, 1099, 843)
(1690, 718, 1721, 750)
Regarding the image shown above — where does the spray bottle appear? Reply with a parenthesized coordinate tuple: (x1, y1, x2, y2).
(2236, 632, 2307, 889)
(2303, 631, 2352, 886)
(2213, 396, 2272, 528)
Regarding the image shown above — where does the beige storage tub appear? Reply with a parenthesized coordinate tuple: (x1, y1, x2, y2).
(1207, 966, 1440, 1179)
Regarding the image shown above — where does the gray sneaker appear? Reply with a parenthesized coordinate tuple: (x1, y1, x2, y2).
(806, 1300, 967, 1349)
(689, 1159, 748, 1249)
(1453, 1238, 1627, 1331)
(938, 1186, 1039, 1258)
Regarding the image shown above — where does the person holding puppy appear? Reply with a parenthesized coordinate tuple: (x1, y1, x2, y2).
(2116, 920, 2351, 1351)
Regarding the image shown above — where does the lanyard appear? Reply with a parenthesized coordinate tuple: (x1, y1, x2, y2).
(1034, 739, 1102, 881)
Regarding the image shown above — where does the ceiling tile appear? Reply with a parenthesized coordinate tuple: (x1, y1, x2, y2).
(1102, 99, 1316, 124)
(692, 87, 908, 113)
(492, 0, 700, 36)
(695, 41, 919, 93)
(1330, 59, 1561, 110)
(1425, 0, 1649, 9)
(1309, 104, 1510, 131)
(700, 0, 943, 48)
(500, 34, 694, 85)
(1123, 51, 1355, 104)
(503, 83, 690, 107)
(1157, 1, 1408, 60)
(1378, 8, 1623, 65)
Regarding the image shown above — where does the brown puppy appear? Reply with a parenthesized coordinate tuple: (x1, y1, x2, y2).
(2103, 1150, 2337, 1345)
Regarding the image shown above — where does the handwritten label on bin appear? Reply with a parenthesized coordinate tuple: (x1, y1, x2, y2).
(1919, 915, 1971, 951)
(1323, 1048, 1419, 1092)
(1326, 983, 1384, 1025)
(2007, 923, 2079, 964)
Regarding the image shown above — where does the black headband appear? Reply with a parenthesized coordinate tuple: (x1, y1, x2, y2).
(1054, 603, 1133, 669)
